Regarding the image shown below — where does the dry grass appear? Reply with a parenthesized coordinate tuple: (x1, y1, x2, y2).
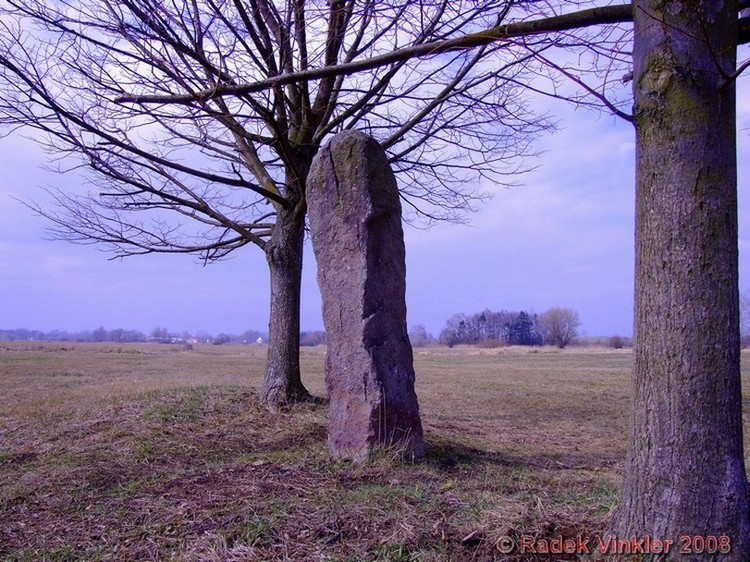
(1, 342, 749, 561)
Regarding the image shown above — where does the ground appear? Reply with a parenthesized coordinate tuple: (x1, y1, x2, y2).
(1, 343, 748, 561)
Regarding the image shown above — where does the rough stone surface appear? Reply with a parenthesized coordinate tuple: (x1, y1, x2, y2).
(307, 130, 424, 461)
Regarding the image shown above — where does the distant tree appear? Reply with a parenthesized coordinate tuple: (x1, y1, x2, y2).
(109, 328, 124, 343)
(456, 320, 470, 344)
(299, 331, 326, 347)
(482, 310, 515, 342)
(439, 314, 469, 347)
(241, 330, 267, 344)
(408, 325, 434, 348)
(476, 312, 488, 342)
(92, 326, 107, 343)
(438, 330, 455, 348)
(213, 334, 231, 346)
(505, 311, 541, 346)
(609, 335, 626, 349)
(150, 327, 170, 342)
(472, 309, 513, 343)
(538, 308, 580, 349)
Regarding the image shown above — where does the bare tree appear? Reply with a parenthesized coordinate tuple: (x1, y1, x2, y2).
(537, 307, 579, 348)
(0, 0, 552, 409)
(408, 324, 433, 348)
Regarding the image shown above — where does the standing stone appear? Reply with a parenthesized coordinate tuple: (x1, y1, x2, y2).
(307, 130, 425, 462)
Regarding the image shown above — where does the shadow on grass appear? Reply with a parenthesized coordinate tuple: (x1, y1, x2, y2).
(422, 436, 622, 473)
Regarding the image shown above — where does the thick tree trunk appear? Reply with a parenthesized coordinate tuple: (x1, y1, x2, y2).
(610, 1, 750, 558)
(259, 197, 312, 410)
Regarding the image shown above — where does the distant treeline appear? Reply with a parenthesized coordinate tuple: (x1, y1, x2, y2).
(1, 320, 635, 349)
(0, 327, 148, 343)
(439, 310, 543, 347)
(0, 327, 267, 345)
(300, 331, 327, 346)
(432, 308, 584, 349)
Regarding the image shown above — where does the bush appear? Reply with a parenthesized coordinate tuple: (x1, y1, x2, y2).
(213, 334, 231, 345)
(609, 335, 626, 349)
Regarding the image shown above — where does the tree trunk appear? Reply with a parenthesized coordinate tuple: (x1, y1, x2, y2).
(610, 1, 750, 558)
(259, 194, 312, 410)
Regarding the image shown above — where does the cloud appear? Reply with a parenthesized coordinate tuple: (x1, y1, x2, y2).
(2, 65, 748, 339)
(403, 104, 635, 336)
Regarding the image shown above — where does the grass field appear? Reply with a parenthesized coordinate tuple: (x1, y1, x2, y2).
(1, 342, 749, 561)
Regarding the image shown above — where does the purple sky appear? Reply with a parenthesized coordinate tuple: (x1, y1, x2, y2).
(2, 75, 749, 338)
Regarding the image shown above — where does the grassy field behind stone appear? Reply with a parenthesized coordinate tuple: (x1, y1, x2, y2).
(1, 342, 749, 561)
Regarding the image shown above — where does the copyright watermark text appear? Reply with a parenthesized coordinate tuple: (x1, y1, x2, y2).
(494, 534, 732, 556)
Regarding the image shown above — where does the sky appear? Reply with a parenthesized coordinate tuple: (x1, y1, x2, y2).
(1, 73, 749, 339)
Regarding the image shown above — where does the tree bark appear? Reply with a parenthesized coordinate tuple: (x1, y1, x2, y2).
(259, 185, 312, 410)
(610, 1, 750, 558)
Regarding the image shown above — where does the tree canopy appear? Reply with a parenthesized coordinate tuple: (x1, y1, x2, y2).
(0, 0, 567, 407)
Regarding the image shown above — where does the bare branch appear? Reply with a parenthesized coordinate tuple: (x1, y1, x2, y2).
(532, 52, 634, 121)
(1, 0, 611, 252)
(116, 4, 633, 105)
